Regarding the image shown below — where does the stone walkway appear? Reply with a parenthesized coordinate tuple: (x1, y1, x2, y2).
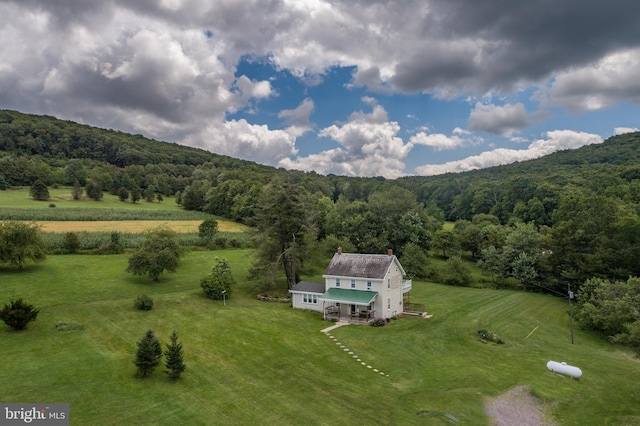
(321, 321, 389, 377)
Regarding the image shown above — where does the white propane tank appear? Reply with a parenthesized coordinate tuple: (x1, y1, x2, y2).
(546, 360, 582, 378)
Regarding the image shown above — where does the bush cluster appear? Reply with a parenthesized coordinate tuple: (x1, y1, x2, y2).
(477, 328, 504, 344)
(370, 318, 390, 327)
(134, 295, 154, 311)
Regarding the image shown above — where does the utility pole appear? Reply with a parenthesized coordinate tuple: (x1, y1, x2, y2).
(568, 282, 574, 344)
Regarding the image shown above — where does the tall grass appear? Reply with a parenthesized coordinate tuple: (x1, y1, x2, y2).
(43, 231, 253, 252)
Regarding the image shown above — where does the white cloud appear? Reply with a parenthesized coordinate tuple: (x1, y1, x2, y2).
(409, 133, 466, 151)
(614, 127, 639, 135)
(542, 48, 640, 112)
(185, 119, 297, 166)
(280, 104, 410, 178)
(278, 98, 315, 137)
(415, 130, 603, 176)
(468, 102, 528, 136)
(1, 0, 639, 177)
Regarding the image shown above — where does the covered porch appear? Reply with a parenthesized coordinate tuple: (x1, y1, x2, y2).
(321, 288, 378, 324)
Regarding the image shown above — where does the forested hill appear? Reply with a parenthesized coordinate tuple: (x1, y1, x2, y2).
(2, 108, 640, 226)
(0, 109, 273, 171)
(4, 109, 640, 288)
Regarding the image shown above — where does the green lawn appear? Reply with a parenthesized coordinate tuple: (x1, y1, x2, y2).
(0, 187, 183, 211)
(1, 251, 639, 425)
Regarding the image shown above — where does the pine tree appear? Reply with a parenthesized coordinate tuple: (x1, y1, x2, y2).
(134, 330, 162, 378)
(164, 331, 186, 380)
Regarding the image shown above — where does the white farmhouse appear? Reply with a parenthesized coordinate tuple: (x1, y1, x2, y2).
(289, 248, 413, 322)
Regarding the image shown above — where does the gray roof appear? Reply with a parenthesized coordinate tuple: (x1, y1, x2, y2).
(323, 253, 404, 279)
(290, 281, 325, 293)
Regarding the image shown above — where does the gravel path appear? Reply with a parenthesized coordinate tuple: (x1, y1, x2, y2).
(485, 385, 556, 426)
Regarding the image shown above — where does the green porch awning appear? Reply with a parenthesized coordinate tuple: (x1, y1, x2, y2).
(320, 288, 378, 306)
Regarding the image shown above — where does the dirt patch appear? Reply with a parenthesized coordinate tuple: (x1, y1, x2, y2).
(485, 385, 556, 426)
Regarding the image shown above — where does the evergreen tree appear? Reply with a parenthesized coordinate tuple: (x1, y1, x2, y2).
(29, 180, 50, 201)
(249, 176, 316, 291)
(164, 331, 186, 380)
(0, 298, 39, 330)
(134, 330, 162, 378)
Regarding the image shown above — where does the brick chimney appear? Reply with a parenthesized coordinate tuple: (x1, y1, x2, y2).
(337, 247, 343, 254)
(387, 248, 393, 256)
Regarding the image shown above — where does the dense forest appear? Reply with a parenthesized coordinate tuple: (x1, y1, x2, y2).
(3, 109, 640, 296)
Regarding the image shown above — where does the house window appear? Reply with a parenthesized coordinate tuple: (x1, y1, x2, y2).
(351, 279, 356, 289)
(387, 279, 391, 290)
(387, 298, 391, 310)
(367, 280, 372, 290)
(303, 293, 317, 304)
(336, 278, 341, 287)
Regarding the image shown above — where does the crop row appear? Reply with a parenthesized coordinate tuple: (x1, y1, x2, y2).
(0, 207, 213, 221)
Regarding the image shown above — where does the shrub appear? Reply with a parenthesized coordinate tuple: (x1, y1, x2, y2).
(477, 328, 504, 344)
(0, 298, 39, 330)
(48, 204, 56, 208)
(370, 318, 389, 327)
(134, 295, 154, 311)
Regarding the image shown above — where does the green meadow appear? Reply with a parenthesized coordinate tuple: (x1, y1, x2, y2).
(1, 250, 639, 425)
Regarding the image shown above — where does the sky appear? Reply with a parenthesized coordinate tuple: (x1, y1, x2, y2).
(1, 1, 639, 179)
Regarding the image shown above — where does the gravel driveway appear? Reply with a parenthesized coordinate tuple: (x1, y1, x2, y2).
(485, 385, 557, 426)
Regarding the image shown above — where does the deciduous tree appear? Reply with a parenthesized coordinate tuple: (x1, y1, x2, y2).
(0, 221, 46, 269)
(198, 219, 218, 247)
(29, 179, 50, 201)
(85, 180, 103, 201)
(201, 257, 235, 299)
(127, 226, 182, 281)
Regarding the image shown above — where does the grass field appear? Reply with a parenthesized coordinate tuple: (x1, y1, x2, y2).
(1, 250, 639, 425)
(0, 188, 249, 233)
(0, 187, 184, 211)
